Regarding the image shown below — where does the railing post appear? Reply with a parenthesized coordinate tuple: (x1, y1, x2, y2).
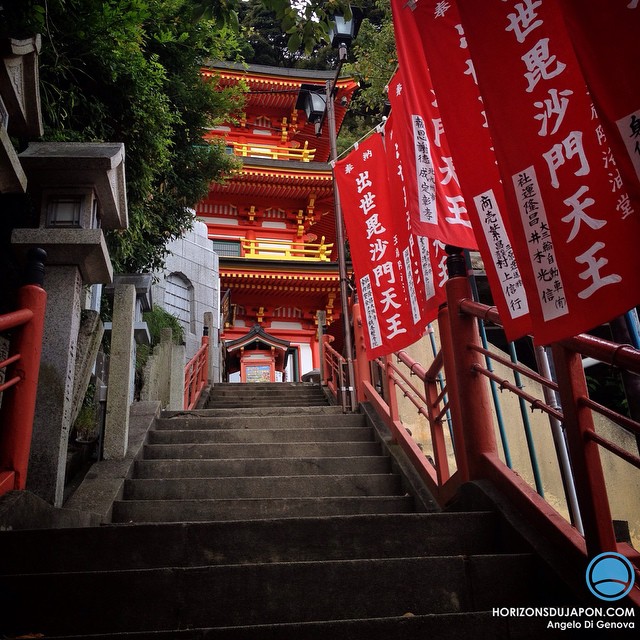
(321, 334, 332, 387)
(443, 246, 496, 481)
(0, 248, 47, 489)
(351, 298, 371, 403)
(383, 354, 401, 441)
(550, 342, 616, 557)
(438, 297, 470, 482)
(201, 329, 210, 389)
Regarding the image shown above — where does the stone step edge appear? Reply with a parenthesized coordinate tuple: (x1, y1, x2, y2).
(3, 552, 532, 578)
(41, 611, 514, 640)
(162, 406, 345, 418)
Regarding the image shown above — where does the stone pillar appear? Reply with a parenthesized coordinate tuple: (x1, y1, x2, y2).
(204, 311, 217, 384)
(104, 283, 136, 459)
(168, 342, 186, 411)
(27, 266, 83, 506)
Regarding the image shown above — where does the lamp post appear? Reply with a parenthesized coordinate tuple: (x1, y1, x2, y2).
(308, 9, 361, 411)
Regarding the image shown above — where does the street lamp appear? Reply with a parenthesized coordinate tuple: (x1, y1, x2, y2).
(328, 9, 362, 61)
(322, 8, 362, 410)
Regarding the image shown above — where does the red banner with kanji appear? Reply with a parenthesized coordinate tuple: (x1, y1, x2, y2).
(559, 0, 640, 202)
(334, 132, 428, 358)
(382, 111, 448, 322)
(453, 0, 640, 345)
(387, 5, 533, 340)
(385, 16, 477, 252)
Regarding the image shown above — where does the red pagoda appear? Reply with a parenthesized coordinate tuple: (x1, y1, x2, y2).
(197, 62, 358, 382)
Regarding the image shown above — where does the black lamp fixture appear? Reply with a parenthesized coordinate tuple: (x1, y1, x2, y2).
(328, 7, 363, 60)
(304, 91, 327, 134)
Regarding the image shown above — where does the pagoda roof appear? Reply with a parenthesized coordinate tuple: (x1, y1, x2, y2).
(219, 259, 340, 305)
(211, 157, 333, 200)
(202, 61, 358, 162)
(225, 323, 293, 353)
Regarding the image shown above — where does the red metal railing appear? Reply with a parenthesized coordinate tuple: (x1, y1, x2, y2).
(184, 334, 209, 410)
(325, 250, 640, 605)
(321, 334, 352, 412)
(0, 282, 47, 497)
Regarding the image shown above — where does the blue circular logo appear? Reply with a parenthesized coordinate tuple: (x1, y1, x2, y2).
(586, 552, 635, 601)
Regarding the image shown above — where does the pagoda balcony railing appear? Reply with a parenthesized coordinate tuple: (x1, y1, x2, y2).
(241, 237, 333, 262)
(232, 140, 315, 162)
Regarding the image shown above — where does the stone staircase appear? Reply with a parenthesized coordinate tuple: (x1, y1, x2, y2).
(0, 383, 575, 638)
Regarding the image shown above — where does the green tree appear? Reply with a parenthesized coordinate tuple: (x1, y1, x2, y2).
(1, 0, 246, 272)
(338, 0, 396, 155)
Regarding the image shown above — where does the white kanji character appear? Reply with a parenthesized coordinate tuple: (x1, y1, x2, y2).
(617, 192, 635, 219)
(505, 0, 543, 44)
(434, 1, 452, 19)
(365, 213, 386, 239)
(609, 168, 624, 193)
(576, 242, 622, 299)
(439, 156, 458, 186)
(522, 38, 566, 93)
(373, 261, 395, 287)
(356, 171, 372, 194)
(445, 195, 472, 227)
(561, 185, 603, 242)
(431, 116, 443, 148)
(543, 131, 590, 189)
(380, 287, 402, 312)
(464, 58, 478, 85)
(534, 88, 573, 136)
(369, 238, 389, 262)
(359, 192, 377, 216)
(344, 163, 354, 174)
(454, 23, 467, 49)
(385, 313, 407, 339)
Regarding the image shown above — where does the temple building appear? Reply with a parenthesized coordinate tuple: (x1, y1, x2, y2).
(196, 62, 358, 383)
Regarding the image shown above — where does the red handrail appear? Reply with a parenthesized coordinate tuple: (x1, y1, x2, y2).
(0, 284, 47, 496)
(183, 335, 209, 410)
(347, 257, 640, 605)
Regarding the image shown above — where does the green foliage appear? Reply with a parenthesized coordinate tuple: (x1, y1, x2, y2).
(135, 304, 185, 377)
(1, 0, 245, 273)
(194, 0, 356, 55)
(144, 304, 185, 346)
(586, 368, 629, 417)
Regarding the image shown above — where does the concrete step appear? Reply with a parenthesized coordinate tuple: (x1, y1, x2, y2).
(205, 399, 330, 408)
(208, 388, 327, 398)
(42, 612, 544, 640)
(154, 413, 366, 431)
(134, 456, 392, 479)
(122, 474, 402, 500)
(0, 554, 536, 636)
(0, 513, 499, 574)
(111, 495, 416, 522)
(148, 426, 374, 445)
(143, 441, 382, 460)
(162, 405, 345, 418)
(210, 383, 320, 391)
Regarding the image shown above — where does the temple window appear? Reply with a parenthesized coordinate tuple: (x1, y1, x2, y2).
(211, 239, 241, 257)
(165, 272, 195, 335)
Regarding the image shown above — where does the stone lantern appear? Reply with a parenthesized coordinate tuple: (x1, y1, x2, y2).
(11, 142, 127, 506)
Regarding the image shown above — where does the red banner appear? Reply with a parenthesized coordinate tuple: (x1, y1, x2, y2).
(389, 2, 533, 341)
(454, 0, 640, 345)
(560, 0, 640, 201)
(383, 111, 448, 322)
(335, 132, 428, 357)
(385, 18, 477, 252)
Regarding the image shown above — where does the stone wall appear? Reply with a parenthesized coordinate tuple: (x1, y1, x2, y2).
(151, 220, 220, 376)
